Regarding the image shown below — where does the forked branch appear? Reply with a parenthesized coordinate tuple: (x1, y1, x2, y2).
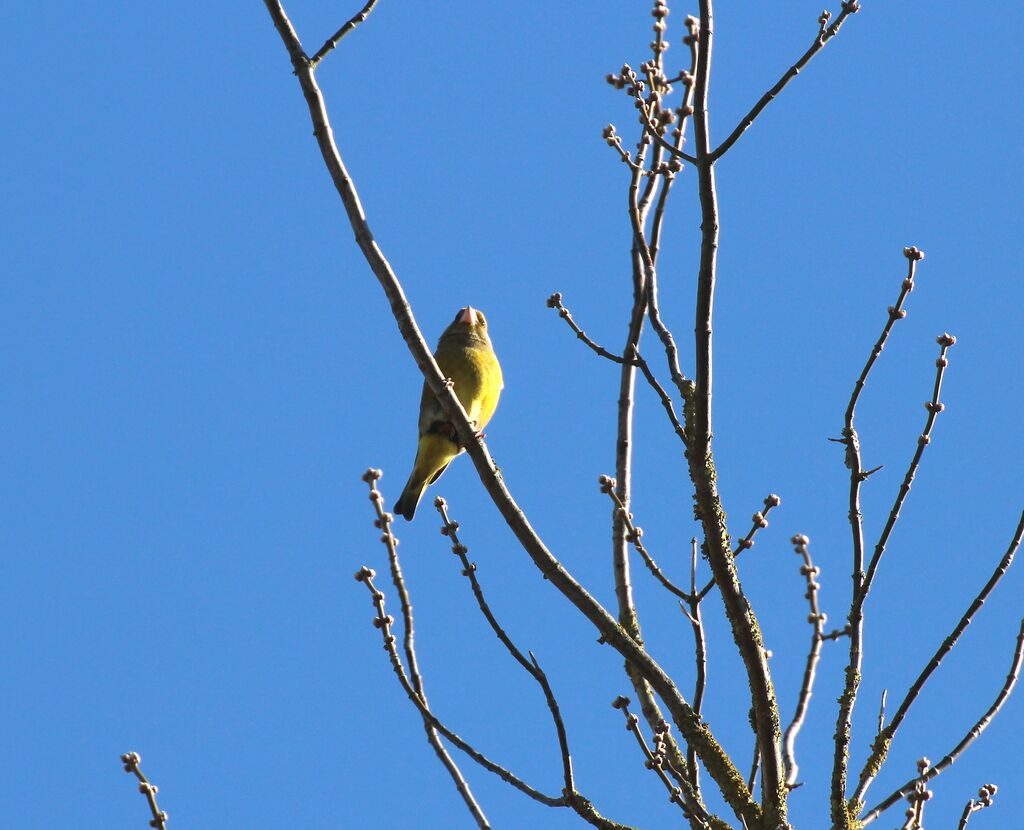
(710, 2, 862, 161)
(859, 619, 1024, 825)
(434, 497, 575, 797)
(853, 511, 1024, 805)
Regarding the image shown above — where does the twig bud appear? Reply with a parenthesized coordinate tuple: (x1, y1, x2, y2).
(936, 332, 957, 347)
(903, 246, 925, 261)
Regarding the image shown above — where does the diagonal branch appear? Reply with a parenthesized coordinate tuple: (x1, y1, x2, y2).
(861, 332, 956, 595)
(263, 5, 758, 826)
(852, 510, 1024, 806)
(355, 564, 563, 808)
(545, 294, 689, 448)
(710, 2, 861, 161)
(308, 0, 380, 68)
(612, 697, 723, 829)
(434, 497, 574, 797)
(120, 752, 168, 830)
(601, 475, 692, 602)
(859, 619, 1024, 826)
(695, 494, 781, 602)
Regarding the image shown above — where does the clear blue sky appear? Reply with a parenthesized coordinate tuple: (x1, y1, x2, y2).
(3, 2, 1022, 828)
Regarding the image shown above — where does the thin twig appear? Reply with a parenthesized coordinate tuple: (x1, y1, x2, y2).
(695, 495, 782, 602)
(546, 292, 629, 365)
(831, 247, 924, 830)
(120, 753, 168, 830)
(862, 332, 956, 594)
(545, 294, 689, 448)
(860, 619, 1024, 825)
(266, 5, 756, 825)
(434, 497, 575, 796)
(355, 564, 564, 808)
(710, 2, 861, 161)
(612, 697, 711, 826)
(853, 511, 1024, 806)
(308, 0, 380, 68)
(362, 470, 490, 827)
(957, 784, 998, 830)
(783, 534, 842, 788)
(601, 475, 692, 601)
(746, 741, 760, 796)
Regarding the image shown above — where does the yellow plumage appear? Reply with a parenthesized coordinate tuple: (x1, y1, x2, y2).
(393, 306, 503, 521)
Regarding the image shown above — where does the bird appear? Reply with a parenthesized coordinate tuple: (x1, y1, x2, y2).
(393, 306, 503, 521)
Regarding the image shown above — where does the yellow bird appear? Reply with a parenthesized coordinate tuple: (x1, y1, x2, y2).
(393, 306, 503, 521)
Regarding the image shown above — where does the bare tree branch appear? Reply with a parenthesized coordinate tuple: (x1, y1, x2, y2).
(853, 511, 1024, 806)
(831, 247, 925, 830)
(683, 537, 708, 801)
(695, 495, 782, 602)
(355, 562, 563, 808)
(860, 619, 1024, 826)
(710, 2, 862, 161)
(957, 784, 998, 830)
(688, 3, 788, 820)
(601, 475, 692, 602)
(602, 17, 712, 821)
(308, 0, 380, 68)
(433, 496, 575, 797)
(783, 534, 841, 788)
(120, 752, 168, 830)
(546, 294, 689, 448)
(861, 332, 957, 595)
(362, 470, 490, 826)
(612, 697, 726, 830)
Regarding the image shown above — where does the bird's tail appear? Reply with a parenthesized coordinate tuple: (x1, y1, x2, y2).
(393, 477, 427, 522)
(393, 435, 458, 521)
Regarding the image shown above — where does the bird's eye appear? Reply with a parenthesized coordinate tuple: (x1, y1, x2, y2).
(478, 313, 487, 327)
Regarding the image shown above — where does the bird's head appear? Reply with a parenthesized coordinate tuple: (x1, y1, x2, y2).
(442, 306, 490, 340)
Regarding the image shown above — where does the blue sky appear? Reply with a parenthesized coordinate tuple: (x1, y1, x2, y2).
(3, 2, 1022, 828)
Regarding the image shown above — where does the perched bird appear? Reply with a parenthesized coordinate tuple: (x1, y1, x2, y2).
(393, 306, 503, 521)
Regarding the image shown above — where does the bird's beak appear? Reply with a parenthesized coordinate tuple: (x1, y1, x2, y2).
(457, 307, 478, 326)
